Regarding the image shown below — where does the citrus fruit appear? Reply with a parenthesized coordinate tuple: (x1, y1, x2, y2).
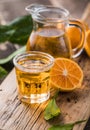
(84, 30, 90, 57)
(66, 20, 89, 50)
(50, 58, 83, 91)
(66, 26, 81, 49)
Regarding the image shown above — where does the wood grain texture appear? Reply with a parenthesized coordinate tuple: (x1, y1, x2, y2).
(0, 53, 90, 130)
(0, 2, 90, 130)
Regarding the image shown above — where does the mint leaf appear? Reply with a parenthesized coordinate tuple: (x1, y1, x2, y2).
(44, 91, 60, 120)
(0, 46, 26, 65)
(0, 66, 8, 78)
(48, 120, 86, 130)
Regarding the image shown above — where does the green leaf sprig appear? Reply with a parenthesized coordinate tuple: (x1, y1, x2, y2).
(44, 91, 60, 120)
(0, 15, 33, 45)
(0, 66, 8, 78)
(0, 46, 26, 65)
(0, 46, 25, 78)
(0, 14, 33, 78)
(48, 120, 86, 130)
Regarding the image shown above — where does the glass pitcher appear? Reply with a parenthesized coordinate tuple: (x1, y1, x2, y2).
(25, 4, 85, 58)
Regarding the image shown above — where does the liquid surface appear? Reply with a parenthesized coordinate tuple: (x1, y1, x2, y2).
(27, 26, 71, 58)
(16, 57, 50, 98)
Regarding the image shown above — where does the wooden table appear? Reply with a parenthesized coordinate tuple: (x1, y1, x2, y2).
(0, 1, 90, 130)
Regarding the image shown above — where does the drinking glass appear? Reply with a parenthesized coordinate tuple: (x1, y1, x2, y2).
(13, 51, 54, 103)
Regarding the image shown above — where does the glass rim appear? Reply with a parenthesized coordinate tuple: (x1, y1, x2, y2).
(13, 51, 54, 73)
(25, 3, 70, 23)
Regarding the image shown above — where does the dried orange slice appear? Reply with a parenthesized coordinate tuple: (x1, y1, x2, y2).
(50, 58, 83, 91)
(84, 30, 90, 57)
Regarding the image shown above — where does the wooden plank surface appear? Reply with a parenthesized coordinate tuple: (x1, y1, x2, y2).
(0, 56, 90, 130)
(0, 2, 90, 130)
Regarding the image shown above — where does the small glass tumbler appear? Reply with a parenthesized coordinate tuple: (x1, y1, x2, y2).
(13, 51, 54, 103)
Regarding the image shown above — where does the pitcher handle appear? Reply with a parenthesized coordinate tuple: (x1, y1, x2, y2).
(68, 19, 85, 58)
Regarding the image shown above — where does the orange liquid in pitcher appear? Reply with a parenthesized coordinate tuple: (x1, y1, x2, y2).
(26, 26, 71, 58)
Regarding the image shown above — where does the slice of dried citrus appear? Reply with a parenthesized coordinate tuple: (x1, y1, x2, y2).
(50, 58, 83, 91)
(84, 30, 90, 57)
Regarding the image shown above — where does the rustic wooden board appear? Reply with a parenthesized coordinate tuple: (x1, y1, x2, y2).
(0, 3, 90, 130)
(1, 53, 90, 130)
